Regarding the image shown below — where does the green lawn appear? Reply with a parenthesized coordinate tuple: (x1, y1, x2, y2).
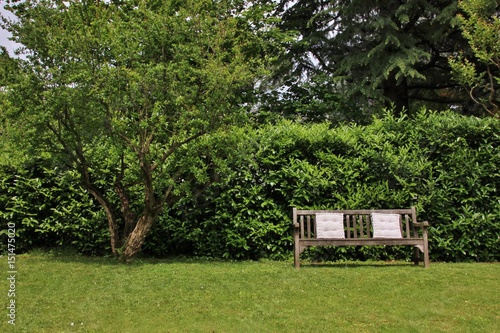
(1, 253, 499, 333)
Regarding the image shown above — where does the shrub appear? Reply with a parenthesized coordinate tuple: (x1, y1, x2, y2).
(146, 110, 499, 262)
(2, 110, 499, 262)
(0, 161, 109, 255)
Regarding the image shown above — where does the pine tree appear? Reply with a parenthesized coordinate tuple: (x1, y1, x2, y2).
(273, 0, 472, 118)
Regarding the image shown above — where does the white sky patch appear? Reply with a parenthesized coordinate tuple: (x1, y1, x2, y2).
(1, 1, 23, 56)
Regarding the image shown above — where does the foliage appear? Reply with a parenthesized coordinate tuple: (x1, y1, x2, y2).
(257, 73, 376, 125)
(0, 161, 109, 255)
(1, 112, 498, 262)
(146, 111, 499, 262)
(265, 0, 473, 118)
(1, 0, 279, 260)
(449, 0, 500, 117)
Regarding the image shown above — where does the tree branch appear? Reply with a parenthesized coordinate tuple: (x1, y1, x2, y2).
(151, 130, 207, 173)
(486, 66, 499, 117)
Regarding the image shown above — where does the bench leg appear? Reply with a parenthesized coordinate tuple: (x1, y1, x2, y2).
(293, 245, 300, 268)
(423, 242, 430, 268)
(294, 243, 300, 268)
(413, 246, 420, 265)
(294, 254, 300, 268)
(423, 230, 430, 268)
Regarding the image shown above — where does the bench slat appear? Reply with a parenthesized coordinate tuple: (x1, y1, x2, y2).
(306, 216, 311, 239)
(366, 215, 371, 238)
(346, 215, 351, 239)
(405, 214, 410, 238)
(300, 238, 424, 247)
(295, 209, 412, 215)
(353, 215, 357, 239)
(359, 215, 364, 238)
(399, 214, 403, 238)
(300, 215, 304, 239)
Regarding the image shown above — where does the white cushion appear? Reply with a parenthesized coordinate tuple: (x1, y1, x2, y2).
(315, 213, 345, 239)
(371, 213, 402, 238)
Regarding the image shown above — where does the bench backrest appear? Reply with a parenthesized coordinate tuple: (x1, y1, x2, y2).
(293, 207, 421, 240)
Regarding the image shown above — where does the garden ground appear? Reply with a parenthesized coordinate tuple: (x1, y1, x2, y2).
(1, 252, 499, 332)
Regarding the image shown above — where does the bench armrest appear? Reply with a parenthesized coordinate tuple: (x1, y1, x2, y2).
(293, 222, 300, 228)
(412, 221, 430, 227)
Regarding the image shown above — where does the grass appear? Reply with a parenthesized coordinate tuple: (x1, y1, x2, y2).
(1, 252, 499, 333)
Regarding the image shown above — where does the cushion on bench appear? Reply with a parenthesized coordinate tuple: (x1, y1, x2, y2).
(315, 213, 345, 239)
(371, 213, 402, 238)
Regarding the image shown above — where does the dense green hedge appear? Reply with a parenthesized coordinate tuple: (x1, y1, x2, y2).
(0, 164, 110, 255)
(2, 110, 499, 262)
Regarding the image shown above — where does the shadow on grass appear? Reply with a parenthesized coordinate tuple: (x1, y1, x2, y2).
(20, 247, 273, 267)
(21, 247, 427, 269)
(19, 248, 123, 266)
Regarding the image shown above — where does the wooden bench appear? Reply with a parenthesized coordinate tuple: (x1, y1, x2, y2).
(293, 207, 429, 268)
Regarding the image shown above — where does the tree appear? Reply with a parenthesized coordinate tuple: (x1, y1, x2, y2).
(449, 0, 500, 118)
(1, 0, 277, 260)
(270, 0, 472, 118)
(0, 46, 30, 165)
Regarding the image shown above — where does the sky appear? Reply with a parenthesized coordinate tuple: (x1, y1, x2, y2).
(0, 1, 22, 56)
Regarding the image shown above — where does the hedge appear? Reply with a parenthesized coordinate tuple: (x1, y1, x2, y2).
(1, 110, 499, 262)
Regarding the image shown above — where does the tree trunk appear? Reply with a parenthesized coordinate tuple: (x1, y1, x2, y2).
(86, 187, 121, 256)
(114, 181, 138, 241)
(122, 213, 157, 261)
(383, 74, 409, 117)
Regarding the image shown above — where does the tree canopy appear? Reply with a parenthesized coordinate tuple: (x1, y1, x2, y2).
(449, 0, 500, 118)
(1, 0, 280, 260)
(264, 0, 474, 120)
